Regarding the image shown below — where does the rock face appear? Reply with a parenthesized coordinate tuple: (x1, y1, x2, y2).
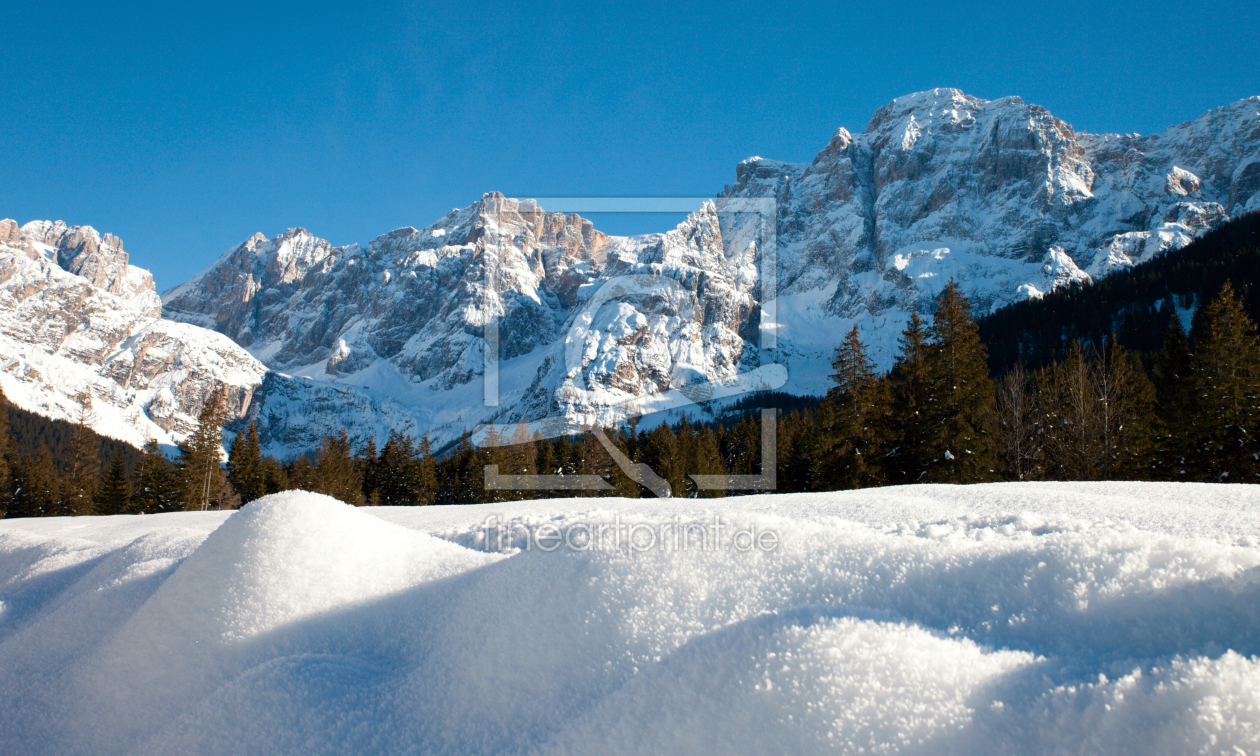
(164, 194, 761, 449)
(7, 90, 1260, 455)
(723, 90, 1258, 318)
(0, 221, 267, 448)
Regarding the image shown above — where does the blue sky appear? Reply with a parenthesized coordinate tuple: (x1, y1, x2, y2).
(3, 1, 1257, 290)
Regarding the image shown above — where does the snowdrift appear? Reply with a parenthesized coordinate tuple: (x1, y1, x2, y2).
(1, 483, 1258, 755)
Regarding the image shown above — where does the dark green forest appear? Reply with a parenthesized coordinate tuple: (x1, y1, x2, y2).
(2, 214, 1257, 517)
(979, 211, 1260, 373)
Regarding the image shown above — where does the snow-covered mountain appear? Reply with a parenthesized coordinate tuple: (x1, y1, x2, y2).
(6, 89, 1259, 455)
(0, 219, 267, 449)
(161, 89, 1259, 452)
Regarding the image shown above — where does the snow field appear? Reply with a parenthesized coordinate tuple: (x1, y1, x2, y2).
(1, 483, 1258, 754)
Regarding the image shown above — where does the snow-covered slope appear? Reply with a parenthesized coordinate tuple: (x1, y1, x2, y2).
(0, 219, 267, 448)
(159, 90, 1260, 450)
(2, 483, 1258, 755)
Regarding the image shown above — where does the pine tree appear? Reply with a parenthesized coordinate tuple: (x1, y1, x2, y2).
(358, 436, 379, 503)
(315, 432, 363, 505)
(779, 410, 826, 492)
(886, 312, 933, 483)
(920, 282, 998, 483)
(284, 455, 319, 491)
(0, 386, 13, 514)
(1040, 342, 1102, 480)
(822, 326, 885, 489)
(1152, 316, 1195, 479)
(641, 423, 680, 498)
(227, 422, 265, 505)
(1188, 283, 1260, 482)
(411, 433, 438, 505)
(133, 439, 174, 513)
(63, 389, 99, 515)
(497, 422, 538, 502)
(177, 387, 230, 510)
(479, 424, 509, 503)
(691, 425, 727, 498)
(261, 456, 288, 494)
(96, 454, 132, 515)
(9, 448, 61, 518)
(377, 431, 414, 505)
(445, 431, 481, 504)
(606, 427, 643, 499)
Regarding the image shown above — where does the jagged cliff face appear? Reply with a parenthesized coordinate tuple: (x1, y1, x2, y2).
(0, 220, 267, 448)
(6, 90, 1260, 455)
(165, 194, 760, 449)
(164, 194, 612, 389)
(723, 90, 1259, 322)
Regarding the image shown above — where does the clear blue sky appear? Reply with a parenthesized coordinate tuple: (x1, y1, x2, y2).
(3, 1, 1257, 291)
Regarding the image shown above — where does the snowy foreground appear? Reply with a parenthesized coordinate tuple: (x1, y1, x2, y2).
(2, 484, 1259, 755)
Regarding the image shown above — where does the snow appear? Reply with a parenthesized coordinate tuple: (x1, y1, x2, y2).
(2, 482, 1258, 755)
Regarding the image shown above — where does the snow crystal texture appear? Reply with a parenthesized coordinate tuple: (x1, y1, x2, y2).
(1, 483, 1258, 755)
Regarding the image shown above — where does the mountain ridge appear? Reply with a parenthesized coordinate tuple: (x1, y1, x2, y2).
(5, 88, 1259, 456)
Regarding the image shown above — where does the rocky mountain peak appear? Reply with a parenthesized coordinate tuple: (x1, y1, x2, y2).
(2, 218, 156, 305)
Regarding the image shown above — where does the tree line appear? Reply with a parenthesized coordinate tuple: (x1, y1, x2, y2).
(1, 278, 1257, 517)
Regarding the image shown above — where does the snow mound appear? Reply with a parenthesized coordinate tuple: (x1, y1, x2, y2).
(1, 483, 1259, 755)
(130, 492, 491, 641)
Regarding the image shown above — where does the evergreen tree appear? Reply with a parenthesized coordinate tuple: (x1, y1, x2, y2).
(358, 436, 379, 503)
(822, 326, 886, 489)
(641, 423, 680, 498)
(261, 456, 288, 494)
(411, 434, 438, 505)
(480, 424, 510, 503)
(227, 423, 265, 505)
(1188, 283, 1260, 482)
(691, 425, 727, 498)
(606, 427, 643, 499)
(498, 422, 538, 502)
(377, 431, 415, 505)
(96, 454, 132, 515)
(133, 439, 174, 514)
(443, 431, 481, 504)
(886, 312, 933, 483)
(921, 282, 998, 483)
(1040, 343, 1102, 480)
(177, 387, 231, 510)
(9, 448, 61, 518)
(63, 389, 99, 515)
(284, 454, 319, 491)
(315, 432, 363, 505)
(782, 410, 827, 492)
(1152, 316, 1195, 479)
(0, 386, 12, 514)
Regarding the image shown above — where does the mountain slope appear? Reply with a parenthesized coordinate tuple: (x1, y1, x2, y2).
(159, 90, 1260, 453)
(0, 220, 267, 449)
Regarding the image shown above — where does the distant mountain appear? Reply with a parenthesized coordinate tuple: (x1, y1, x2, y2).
(5, 89, 1260, 455)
